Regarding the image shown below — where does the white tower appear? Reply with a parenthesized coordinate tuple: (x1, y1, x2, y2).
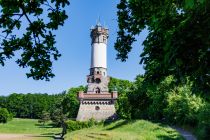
(90, 23, 108, 69)
(87, 23, 109, 93)
(76, 23, 118, 121)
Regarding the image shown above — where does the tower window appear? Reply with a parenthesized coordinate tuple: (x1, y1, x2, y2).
(95, 106, 100, 111)
(103, 36, 106, 42)
(95, 87, 100, 93)
(95, 78, 101, 83)
(97, 71, 99, 74)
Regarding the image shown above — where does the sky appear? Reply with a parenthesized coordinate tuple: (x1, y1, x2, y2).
(0, 0, 148, 95)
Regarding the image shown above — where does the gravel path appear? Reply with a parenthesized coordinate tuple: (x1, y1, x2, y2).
(0, 134, 43, 140)
(172, 127, 197, 140)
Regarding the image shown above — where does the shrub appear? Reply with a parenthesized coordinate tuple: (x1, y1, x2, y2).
(0, 108, 12, 123)
(164, 85, 204, 125)
(66, 118, 99, 131)
(196, 103, 210, 140)
(146, 76, 174, 121)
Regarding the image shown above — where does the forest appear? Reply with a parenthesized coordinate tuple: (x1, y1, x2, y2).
(0, 76, 209, 139)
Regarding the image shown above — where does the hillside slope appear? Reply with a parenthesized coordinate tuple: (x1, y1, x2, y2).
(67, 120, 184, 140)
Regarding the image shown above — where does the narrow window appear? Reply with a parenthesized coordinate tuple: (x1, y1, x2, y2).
(103, 36, 106, 42)
(95, 87, 100, 93)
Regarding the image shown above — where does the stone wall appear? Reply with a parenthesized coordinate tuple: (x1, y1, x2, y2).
(76, 101, 116, 121)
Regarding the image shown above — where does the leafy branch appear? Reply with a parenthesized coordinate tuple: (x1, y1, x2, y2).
(0, 0, 70, 80)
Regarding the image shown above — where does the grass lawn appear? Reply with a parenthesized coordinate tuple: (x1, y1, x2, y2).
(0, 118, 184, 140)
(66, 120, 184, 140)
(0, 118, 61, 140)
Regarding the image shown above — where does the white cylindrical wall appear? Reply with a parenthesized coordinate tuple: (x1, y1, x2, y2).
(91, 43, 107, 68)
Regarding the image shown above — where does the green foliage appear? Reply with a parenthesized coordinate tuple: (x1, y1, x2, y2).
(115, 1, 210, 138)
(196, 103, 210, 140)
(0, 108, 12, 123)
(0, 96, 7, 108)
(128, 75, 149, 119)
(0, 86, 85, 120)
(109, 77, 133, 94)
(0, 92, 64, 119)
(63, 86, 85, 118)
(115, 0, 210, 93)
(129, 74, 209, 140)
(146, 76, 175, 121)
(109, 77, 133, 119)
(164, 85, 204, 125)
(0, 0, 70, 80)
(38, 111, 50, 125)
(50, 108, 67, 127)
(129, 75, 175, 120)
(66, 118, 99, 131)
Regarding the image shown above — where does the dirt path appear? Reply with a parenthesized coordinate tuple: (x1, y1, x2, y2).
(0, 134, 47, 140)
(172, 127, 197, 140)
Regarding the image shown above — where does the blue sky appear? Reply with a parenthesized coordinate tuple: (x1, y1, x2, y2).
(0, 0, 147, 95)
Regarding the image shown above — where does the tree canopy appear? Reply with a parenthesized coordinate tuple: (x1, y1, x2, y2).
(0, 0, 70, 80)
(115, 0, 209, 93)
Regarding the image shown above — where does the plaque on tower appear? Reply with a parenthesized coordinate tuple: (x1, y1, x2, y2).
(76, 23, 118, 121)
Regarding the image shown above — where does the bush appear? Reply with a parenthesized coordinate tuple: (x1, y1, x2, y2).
(196, 103, 210, 140)
(0, 108, 12, 123)
(144, 76, 174, 121)
(164, 85, 204, 125)
(66, 118, 100, 131)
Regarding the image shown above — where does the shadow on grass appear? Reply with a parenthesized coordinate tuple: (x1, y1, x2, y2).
(106, 120, 130, 130)
(90, 133, 109, 136)
(28, 132, 65, 140)
(32, 123, 63, 139)
(157, 135, 184, 140)
(41, 133, 55, 135)
(35, 123, 55, 128)
(153, 126, 184, 140)
(25, 133, 55, 139)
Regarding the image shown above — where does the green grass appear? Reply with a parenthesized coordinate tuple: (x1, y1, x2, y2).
(0, 118, 61, 140)
(0, 118, 184, 140)
(66, 120, 184, 140)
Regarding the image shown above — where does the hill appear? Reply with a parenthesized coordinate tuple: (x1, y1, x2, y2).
(66, 119, 184, 140)
(0, 118, 184, 140)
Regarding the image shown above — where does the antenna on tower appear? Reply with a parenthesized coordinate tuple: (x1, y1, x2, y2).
(97, 15, 101, 26)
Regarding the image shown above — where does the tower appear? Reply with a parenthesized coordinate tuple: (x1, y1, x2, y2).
(76, 23, 118, 121)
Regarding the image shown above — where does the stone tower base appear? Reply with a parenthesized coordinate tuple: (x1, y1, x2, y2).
(76, 100, 117, 121)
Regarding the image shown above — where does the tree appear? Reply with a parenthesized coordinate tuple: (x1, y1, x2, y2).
(62, 86, 85, 118)
(1, 93, 64, 119)
(109, 77, 133, 119)
(51, 108, 66, 127)
(128, 75, 151, 119)
(38, 110, 50, 126)
(0, 96, 7, 108)
(0, 108, 12, 123)
(0, 0, 70, 80)
(115, 0, 209, 93)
